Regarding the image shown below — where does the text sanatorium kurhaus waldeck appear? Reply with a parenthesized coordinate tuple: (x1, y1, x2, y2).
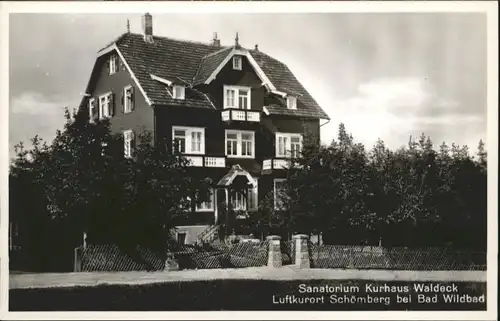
(271, 282, 485, 306)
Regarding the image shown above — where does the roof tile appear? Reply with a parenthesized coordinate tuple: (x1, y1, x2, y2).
(112, 33, 328, 118)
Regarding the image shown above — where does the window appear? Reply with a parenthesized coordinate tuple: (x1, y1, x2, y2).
(223, 86, 251, 109)
(123, 86, 134, 113)
(233, 55, 242, 70)
(229, 180, 257, 211)
(197, 189, 214, 212)
(241, 133, 253, 157)
(276, 133, 303, 158)
(232, 191, 246, 211)
(172, 126, 205, 154)
(173, 85, 185, 100)
(225, 130, 255, 158)
(290, 136, 302, 158)
(109, 54, 118, 75)
(177, 232, 187, 245)
(123, 130, 135, 158)
(88, 98, 96, 122)
(238, 89, 249, 109)
(287, 96, 297, 110)
(99, 93, 114, 119)
(226, 132, 238, 156)
(274, 179, 287, 210)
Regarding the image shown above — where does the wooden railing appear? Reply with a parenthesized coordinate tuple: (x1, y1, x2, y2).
(184, 155, 226, 168)
(221, 109, 261, 122)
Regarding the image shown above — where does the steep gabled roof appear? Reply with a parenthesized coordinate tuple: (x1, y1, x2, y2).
(92, 32, 329, 119)
(193, 47, 233, 85)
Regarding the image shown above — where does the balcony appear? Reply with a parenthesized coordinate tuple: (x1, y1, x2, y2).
(221, 109, 261, 123)
(184, 155, 226, 168)
(262, 158, 302, 172)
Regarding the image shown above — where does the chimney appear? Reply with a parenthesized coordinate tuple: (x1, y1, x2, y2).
(212, 32, 221, 47)
(142, 13, 153, 43)
(254, 44, 259, 51)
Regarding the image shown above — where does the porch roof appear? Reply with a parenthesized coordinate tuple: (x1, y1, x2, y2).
(216, 164, 257, 188)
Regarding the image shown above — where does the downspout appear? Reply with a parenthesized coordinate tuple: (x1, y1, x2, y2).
(319, 118, 331, 145)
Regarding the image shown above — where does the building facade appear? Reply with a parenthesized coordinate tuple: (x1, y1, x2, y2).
(80, 13, 329, 244)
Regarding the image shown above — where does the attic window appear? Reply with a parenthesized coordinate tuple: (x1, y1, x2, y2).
(173, 85, 185, 100)
(233, 56, 242, 70)
(109, 54, 118, 75)
(287, 96, 297, 110)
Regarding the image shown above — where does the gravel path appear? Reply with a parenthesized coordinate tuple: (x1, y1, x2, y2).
(9, 266, 486, 289)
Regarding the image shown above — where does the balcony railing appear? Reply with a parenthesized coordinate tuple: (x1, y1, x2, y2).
(262, 158, 302, 171)
(221, 109, 261, 122)
(184, 155, 226, 168)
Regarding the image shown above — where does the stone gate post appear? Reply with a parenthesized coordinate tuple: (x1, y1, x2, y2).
(266, 235, 282, 268)
(293, 234, 310, 268)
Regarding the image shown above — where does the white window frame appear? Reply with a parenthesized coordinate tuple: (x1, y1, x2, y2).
(275, 132, 303, 158)
(233, 55, 242, 70)
(109, 54, 118, 75)
(196, 188, 214, 212)
(232, 191, 247, 211)
(88, 97, 96, 122)
(287, 96, 297, 110)
(225, 130, 255, 158)
(172, 126, 205, 155)
(173, 85, 185, 100)
(223, 85, 251, 109)
(274, 178, 287, 210)
(123, 129, 134, 159)
(99, 92, 112, 120)
(124, 85, 133, 113)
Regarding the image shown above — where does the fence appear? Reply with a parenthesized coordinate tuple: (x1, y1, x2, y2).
(306, 243, 486, 270)
(75, 245, 165, 272)
(175, 240, 269, 269)
(75, 240, 269, 272)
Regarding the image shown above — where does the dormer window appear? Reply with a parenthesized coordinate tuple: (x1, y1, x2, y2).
(109, 54, 118, 75)
(233, 55, 242, 70)
(287, 96, 297, 110)
(173, 85, 185, 100)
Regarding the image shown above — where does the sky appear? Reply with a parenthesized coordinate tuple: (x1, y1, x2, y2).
(9, 12, 487, 157)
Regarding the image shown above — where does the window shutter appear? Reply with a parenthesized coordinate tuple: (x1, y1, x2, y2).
(131, 87, 135, 111)
(110, 93, 116, 116)
(121, 92, 124, 113)
(131, 131, 136, 155)
(115, 56, 120, 72)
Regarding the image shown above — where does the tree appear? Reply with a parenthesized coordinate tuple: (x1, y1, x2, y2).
(258, 123, 488, 250)
(10, 106, 212, 270)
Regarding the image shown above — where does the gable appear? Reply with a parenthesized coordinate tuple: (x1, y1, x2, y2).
(198, 48, 276, 91)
